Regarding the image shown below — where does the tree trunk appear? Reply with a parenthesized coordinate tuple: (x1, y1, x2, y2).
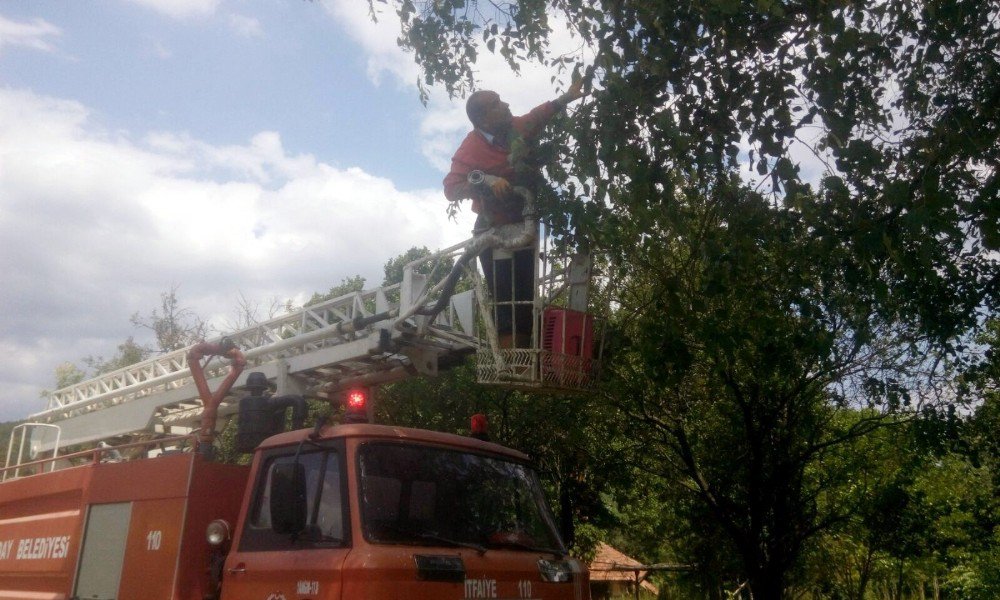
(748, 568, 785, 600)
(558, 483, 575, 547)
(894, 559, 904, 600)
(855, 546, 875, 600)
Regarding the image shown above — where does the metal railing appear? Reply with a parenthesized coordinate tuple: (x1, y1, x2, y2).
(28, 228, 600, 450)
(2, 432, 194, 481)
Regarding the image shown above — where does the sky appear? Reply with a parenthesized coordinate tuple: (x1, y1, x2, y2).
(0, 0, 587, 421)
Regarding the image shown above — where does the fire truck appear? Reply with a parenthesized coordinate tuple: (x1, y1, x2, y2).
(0, 214, 601, 600)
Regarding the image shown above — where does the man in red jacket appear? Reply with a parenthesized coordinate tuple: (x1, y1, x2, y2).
(443, 81, 585, 348)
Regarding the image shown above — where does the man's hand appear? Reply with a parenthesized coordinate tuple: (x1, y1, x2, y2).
(489, 176, 512, 198)
(557, 76, 589, 107)
(469, 170, 513, 198)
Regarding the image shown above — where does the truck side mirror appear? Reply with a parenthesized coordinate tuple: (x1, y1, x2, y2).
(269, 463, 307, 535)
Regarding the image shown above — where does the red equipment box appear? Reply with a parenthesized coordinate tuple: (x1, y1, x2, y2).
(541, 308, 595, 386)
(542, 307, 595, 358)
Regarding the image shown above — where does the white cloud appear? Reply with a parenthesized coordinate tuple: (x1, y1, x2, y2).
(151, 40, 173, 59)
(144, 130, 318, 183)
(120, 2, 261, 36)
(228, 13, 263, 38)
(0, 14, 61, 53)
(322, 0, 418, 86)
(418, 104, 469, 172)
(124, 0, 222, 20)
(0, 87, 475, 421)
(323, 1, 594, 176)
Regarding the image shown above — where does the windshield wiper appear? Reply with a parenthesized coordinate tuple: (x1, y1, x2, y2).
(487, 539, 564, 557)
(295, 525, 344, 547)
(416, 532, 487, 556)
(310, 535, 344, 547)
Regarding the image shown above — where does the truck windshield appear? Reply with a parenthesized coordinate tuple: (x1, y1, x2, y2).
(358, 443, 565, 555)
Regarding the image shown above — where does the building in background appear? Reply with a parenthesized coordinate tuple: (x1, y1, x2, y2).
(588, 542, 660, 599)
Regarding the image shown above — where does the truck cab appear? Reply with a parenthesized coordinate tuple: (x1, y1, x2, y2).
(222, 423, 588, 600)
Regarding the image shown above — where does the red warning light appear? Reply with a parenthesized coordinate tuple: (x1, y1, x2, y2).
(470, 413, 489, 441)
(347, 390, 367, 410)
(344, 389, 369, 424)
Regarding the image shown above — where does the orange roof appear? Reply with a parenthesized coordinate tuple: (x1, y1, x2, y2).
(588, 542, 659, 594)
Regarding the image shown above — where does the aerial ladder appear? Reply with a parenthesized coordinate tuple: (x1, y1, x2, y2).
(7, 206, 602, 464)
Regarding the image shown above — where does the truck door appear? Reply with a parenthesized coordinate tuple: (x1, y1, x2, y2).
(223, 445, 349, 600)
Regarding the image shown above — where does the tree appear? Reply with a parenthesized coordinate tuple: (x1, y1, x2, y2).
(370, 2, 997, 596)
(130, 285, 208, 352)
(963, 319, 1000, 462)
(38, 361, 88, 400)
(83, 337, 151, 375)
(799, 408, 1000, 600)
(51, 362, 85, 390)
(598, 172, 961, 596)
(223, 291, 290, 332)
(304, 247, 452, 310)
(382, 246, 436, 286)
(374, 0, 997, 344)
(305, 275, 367, 306)
(45, 289, 206, 399)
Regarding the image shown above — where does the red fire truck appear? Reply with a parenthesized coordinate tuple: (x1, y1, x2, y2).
(0, 343, 589, 600)
(0, 231, 600, 600)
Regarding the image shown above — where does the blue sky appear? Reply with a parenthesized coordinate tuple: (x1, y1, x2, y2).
(1, 1, 434, 188)
(0, 0, 585, 420)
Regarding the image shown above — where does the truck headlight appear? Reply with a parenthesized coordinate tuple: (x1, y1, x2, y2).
(538, 559, 577, 583)
(206, 519, 231, 546)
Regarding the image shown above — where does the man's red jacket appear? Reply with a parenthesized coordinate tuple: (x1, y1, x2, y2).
(443, 101, 559, 224)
